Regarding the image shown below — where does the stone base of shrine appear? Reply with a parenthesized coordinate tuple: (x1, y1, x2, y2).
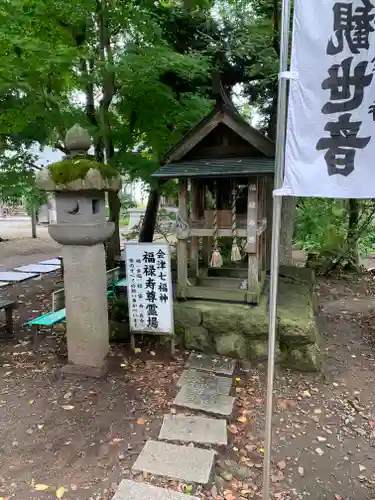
(61, 360, 108, 378)
(174, 266, 322, 372)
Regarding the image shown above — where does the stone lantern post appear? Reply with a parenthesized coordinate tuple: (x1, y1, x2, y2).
(36, 124, 121, 376)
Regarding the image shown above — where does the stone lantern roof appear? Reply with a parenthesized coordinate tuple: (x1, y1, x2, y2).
(36, 124, 121, 192)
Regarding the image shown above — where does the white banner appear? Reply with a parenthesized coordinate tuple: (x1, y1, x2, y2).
(125, 242, 174, 335)
(278, 0, 375, 198)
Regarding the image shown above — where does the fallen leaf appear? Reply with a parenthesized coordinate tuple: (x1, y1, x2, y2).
(61, 405, 75, 411)
(277, 460, 286, 470)
(316, 436, 327, 442)
(35, 484, 50, 491)
(227, 424, 239, 434)
(237, 416, 248, 423)
(134, 348, 142, 354)
(271, 471, 284, 483)
(136, 418, 147, 425)
(315, 447, 324, 456)
(63, 392, 72, 400)
(224, 492, 235, 500)
(314, 409, 322, 415)
(302, 390, 311, 398)
(334, 495, 343, 500)
(29, 399, 34, 406)
(359, 464, 366, 472)
(110, 438, 123, 444)
(37, 424, 44, 430)
(298, 466, 305, 477)
(259, 447, 264, 454)
(235, 377, 241, 383)
(56, 486, 66, 498)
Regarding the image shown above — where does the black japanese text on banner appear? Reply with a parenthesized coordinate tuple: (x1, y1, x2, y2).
(276, 0, 375, 199)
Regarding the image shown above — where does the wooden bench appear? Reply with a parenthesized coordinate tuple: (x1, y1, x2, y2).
(26, 267, 126, 347)
(0, 299, 16, 338)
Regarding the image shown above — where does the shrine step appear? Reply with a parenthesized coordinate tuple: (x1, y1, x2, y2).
(159, 414, 227, 446)
(132, 440, 215, 485)
(112, 479, 199, 499)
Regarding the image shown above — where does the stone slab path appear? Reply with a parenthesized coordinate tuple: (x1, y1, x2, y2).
(159, 414, 227, 446)
(0, 271, 38, 282)
(112, 480, 199, 500)
(173, 385, 235, 417)
(132, 440, 215, 485)
(14, 264, 60, 274)
(187, 352, 236, 376)
(177, 368, 232, 394)
(112, 353, 237, 499)
(38, 258, 61, 266)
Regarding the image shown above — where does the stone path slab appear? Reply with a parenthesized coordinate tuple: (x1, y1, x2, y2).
(188, 352, 236, 376)
(132, 440, 215, 484)
(38, 259, 61, 266)
(0, 271, 38, 282)
(14, 264, 60, 274)
(159, 414, 227, 446)
(174, 385, 235, 417)
(112, 479, 199, 500)
(177, 368, 232, 395)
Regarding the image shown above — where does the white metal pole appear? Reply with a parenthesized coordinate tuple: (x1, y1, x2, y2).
(262, 0, 292, 498)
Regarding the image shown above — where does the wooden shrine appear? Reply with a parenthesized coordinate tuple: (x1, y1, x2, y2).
(153, 84, 275, 304)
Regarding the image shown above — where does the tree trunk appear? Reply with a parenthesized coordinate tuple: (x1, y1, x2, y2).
(97, 0, 120, 267)
(139, 188, 160, 242)
(265, 0, 298, 266)
(347, 198, 359, 266)
(31, 206, 37, 239)
(279, 197, 297, 265)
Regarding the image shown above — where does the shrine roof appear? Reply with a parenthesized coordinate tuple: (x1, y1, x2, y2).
(152, 80, 275, 180)
(152, 157, 274, 179)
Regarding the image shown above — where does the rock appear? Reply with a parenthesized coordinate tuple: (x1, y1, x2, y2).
(222, 460, 251, 480)
(203, 304, 239, 335)
(184, 326, 211, 351)
(238, 299, 269, 339)
(282, 344, 322, 372)
(215, 474, 226, 490)
(232, 465, 251, 480)
(249, 341, 279, 362)
(277, 278, 319, 347)
(219, 470, 233, 481)
(215, 333, 249, 359)
(174, 303, 202, 329)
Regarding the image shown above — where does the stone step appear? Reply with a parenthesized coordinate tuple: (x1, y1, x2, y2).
(112, 479, 199, 499)
(173, 385, 235, 417)
(187, 352, 236, 376)
(132, 440, 215, 485)
(159, 414, 227, 446)
(177, 368, 232, 395)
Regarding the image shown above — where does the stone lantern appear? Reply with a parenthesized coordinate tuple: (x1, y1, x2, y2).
(36, 124, 121, 376)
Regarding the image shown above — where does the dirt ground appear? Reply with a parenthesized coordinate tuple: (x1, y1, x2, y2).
(0, 236, 61, 270)
(1, 267, 375, 499)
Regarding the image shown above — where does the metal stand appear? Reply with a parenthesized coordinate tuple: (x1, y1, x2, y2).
(262, 0, 292, 499)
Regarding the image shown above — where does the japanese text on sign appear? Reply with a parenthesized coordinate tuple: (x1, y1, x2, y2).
(316, 0, 375, 177)
(125, 243, 174, 335)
